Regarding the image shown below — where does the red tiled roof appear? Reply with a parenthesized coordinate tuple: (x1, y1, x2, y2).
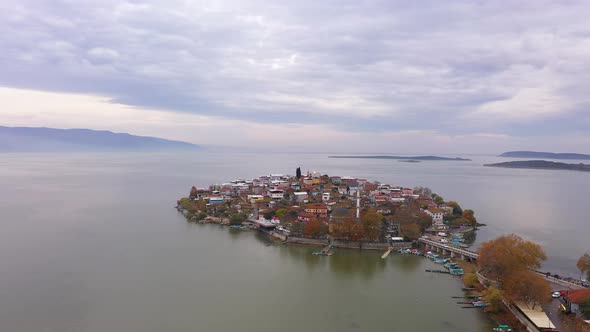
(567, 289, 590, 303)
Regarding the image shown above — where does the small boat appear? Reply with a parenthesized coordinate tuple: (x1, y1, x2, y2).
(492, 324, 512, 331)
(312, 252, 333, 256)
(472, 300, 490, 307)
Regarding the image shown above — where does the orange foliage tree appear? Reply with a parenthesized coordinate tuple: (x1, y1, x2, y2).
(503, 270, 551, 309)
(478, 234, 547, 283)
(304, 219, 327, 238)
(361, 210, 383, 241)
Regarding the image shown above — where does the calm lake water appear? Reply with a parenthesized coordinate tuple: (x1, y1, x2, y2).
(1, 151, 588, 331)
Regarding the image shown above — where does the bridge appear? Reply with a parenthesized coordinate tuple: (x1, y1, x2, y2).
(418, 238, 479, 261)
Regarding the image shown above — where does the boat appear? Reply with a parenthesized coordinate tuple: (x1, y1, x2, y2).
(492, 324, 512, 331)
(472, 300, 490, 307)
(312, 252, 333, 256)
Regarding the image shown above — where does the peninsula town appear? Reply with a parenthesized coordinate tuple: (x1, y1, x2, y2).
(177, 167, 478, 246)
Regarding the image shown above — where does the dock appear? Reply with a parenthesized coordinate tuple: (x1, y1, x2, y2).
(381, 247, 393, 259)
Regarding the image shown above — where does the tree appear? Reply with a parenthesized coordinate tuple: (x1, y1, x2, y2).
(303, 219, 323, 238)
(189, 186, 198, 199)
(478, 234, 547, 283)
(433, 195, 444, 205)
(463, 273, 479, 288)
(401, 223, 421, 240)
(503, 270, 551, 309)
(463, 209, 477, 225)
(361, 210, 383, 241)
(482, 286, 503, 313)
(577, 252, 590, 280)
(296, 167, 302, 179)
(263, 209, 276, 220)
(229, 214, 245, 225)
(447, 201, 463, 216)
(275, 208, 287, 219)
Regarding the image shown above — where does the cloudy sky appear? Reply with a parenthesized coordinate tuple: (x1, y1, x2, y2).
(1, 0, 590, 153)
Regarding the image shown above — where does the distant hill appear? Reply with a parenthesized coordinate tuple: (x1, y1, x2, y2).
(0, 126, 201, 152)
(485, 160, 590, 172)
(328, 155, 471, 161)
(499, 151, 590, 160)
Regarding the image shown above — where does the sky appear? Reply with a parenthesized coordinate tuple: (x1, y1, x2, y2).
(1, 0, 590, 153)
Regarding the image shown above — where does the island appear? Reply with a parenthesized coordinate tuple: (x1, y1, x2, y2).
(484, 160, 590, 172)
(0, 126, 201, 152)
(398, 160, 421, 163)
(176, 167, 479, 252)
(499, 151, 590, 160)
(328, 155, 471, 161)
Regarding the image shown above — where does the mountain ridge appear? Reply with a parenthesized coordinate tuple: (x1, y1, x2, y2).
(499, 151, 590, 160)
(0, 126, 200, 152)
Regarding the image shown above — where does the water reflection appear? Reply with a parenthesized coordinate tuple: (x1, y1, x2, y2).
(328, 249, 386, 280)
(393, 254, 422, 271)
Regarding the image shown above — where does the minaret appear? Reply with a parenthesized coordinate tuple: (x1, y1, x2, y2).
(356, 189, 360, 222)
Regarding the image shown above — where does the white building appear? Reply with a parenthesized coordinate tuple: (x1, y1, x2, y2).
(269, 189, 285, 200)
(425, 208, 445, 225)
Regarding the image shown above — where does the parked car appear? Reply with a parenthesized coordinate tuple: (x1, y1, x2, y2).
(551, 291, 561, 298)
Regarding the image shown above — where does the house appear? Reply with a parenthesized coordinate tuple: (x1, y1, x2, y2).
(247, 194, 265, 204)
(269, 189, 285, 200)
(330, 176, 342, 185)
(304, 204, 329, 218)
(302, 177, 314, 185)
(293, 191, 308, 203)
(425, 208, 445, 225)
(372, 194, 388, 204)
(297, 212, 315, 222)
(322, 192, 331, 202)
(401, 188, 414, 196)
(209, 196, 224, 205)
(563, 289, 590, 317)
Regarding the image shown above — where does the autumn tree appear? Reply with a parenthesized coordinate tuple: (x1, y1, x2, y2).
(503, 270, 551, 309)
(304, 219, 327, 238)
(482, 286, 503, 313)
(478, 234, 547, 283)
(463, 273, 479, 288)
(361, 210, 383, 241)
(401, 223, 421, 240)
(577, 252, 590, 280)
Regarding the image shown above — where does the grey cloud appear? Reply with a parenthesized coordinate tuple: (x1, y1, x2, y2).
(1, 0, 590, 138)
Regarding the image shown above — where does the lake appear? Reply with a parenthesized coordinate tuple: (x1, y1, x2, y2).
(1, 151, 587, 331)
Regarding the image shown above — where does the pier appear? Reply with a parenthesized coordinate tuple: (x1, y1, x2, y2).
(381, 247, 393, 259)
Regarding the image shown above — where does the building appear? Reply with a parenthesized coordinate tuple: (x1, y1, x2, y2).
(425, 208, 445, 225)
(304, 204, 328, 218)
(269, 189, 285, 200)
(293, 191, 308, 203)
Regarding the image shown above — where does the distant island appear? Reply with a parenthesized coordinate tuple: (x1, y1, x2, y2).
(329, 155, 471, 161)
(0, 126, 201, 152)
(499, 151, 590, 160)
(399, 160, 421, 163)
(485, 160, 590, 172)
